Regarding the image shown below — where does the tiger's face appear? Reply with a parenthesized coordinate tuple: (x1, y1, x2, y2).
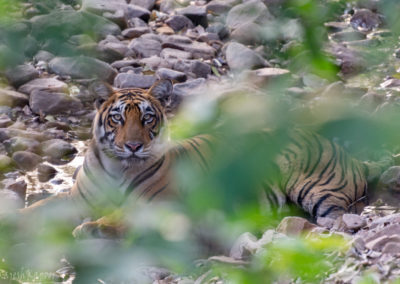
(93, 80, 172, 162)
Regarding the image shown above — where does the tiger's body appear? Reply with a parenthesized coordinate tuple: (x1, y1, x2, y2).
(19, 80, 382, 237)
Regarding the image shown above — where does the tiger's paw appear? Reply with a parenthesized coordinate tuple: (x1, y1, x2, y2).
(72, 220, 127, 240)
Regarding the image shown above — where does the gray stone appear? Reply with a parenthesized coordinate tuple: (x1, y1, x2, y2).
(0, 190, 24, 213)
(34, 50, 55, 62)
(177, 5, 207, 28)
(230, 22, 261, 45)
(49, 56, 117, 82)
(350, 9, 381, 32)
(379, 166, 400, 192)
(130, 0, 156, 10)
(111, 59, 140, 69)
(230, 232, 258, 260)
(165, 15, 194, 32)
(226, 0, 272, 30)
(29, 90, 83, 115)
(81, 0, 127, 15)
(125, 5, 151, 22)
(0, 115, 12, 128)
(41, 139, 77, 165)
(96, 39, 129, 62)
(173, 78, 206, 97)
(160, 0, 180, 14)
(18, 78, 69, 95)
(206, 0, 233, 14)
(114, 73, 157, 89)
(5, 64, 39, 87)
(162, 38, 216, 60)
(190, 61, 211, 78)
(127, 17, 148, 28)
(12, 151, 42, 171)
(342, 214, 366, 231)
(160, 48, 192, 60)
(0, 155, 14, 173)
(5, 179, 26, 200)
(206, 23, 229, 40)
(225, 42, 268, 71)
(0, 89, 29, 107)
(37, 163, 57, 182)
(330, 30, 366, 42)
(277, 216, 317, 237)
(156, 68, 187, 82)
(31, 10, 121, 41)
(122, 27, 151, 38)
(129, 37, 162, 58)
(3, 136, 41, 155)
(139, 56, 163, 70)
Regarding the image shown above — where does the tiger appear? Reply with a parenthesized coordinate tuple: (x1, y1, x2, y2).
(16, 79, 388, 238)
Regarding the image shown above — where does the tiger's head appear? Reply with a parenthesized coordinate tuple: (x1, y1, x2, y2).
(93, 80, 172, 163)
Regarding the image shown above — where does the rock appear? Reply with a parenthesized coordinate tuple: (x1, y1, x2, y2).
(139, 56, 163, 70)
(330, 30, 366, 42)
(378, 166, 400, 192)
(350, 9, 381, 32)
(229, 232, 258, 260)
(12, 151, 42, 171)
(30, 90, 83, 115)
(114, 73, 157, 89)
(0, 189, 24, 213)
(129, 37, 162, 58)
(5, 64, 39, 87)
(130, 0, 156, 10)
(162, 38, 216, 60)
(122, 27, 151, 38)
(4, 179, 27, 201)
(230, 22, 261, 45)
(324, 21, 349, 33)
(245, 67, 290, 87)
(160, 0, 180, 14)
(0, 89, 29, 107)
(34, 50, 55, 62)
(95, 38, 129, 62)
(27, 191, 52, 206)
(3, 136, 41, 154)
(177, 5, 207, 28)
(18, 78, 68, 95)
(206, 23, 229, 40)
(276, 216, 317, 237)
(342, 214, 366, 231)
(49, 56, 117, 83)
(160, 48, 192, 60)
(156, 26, 175, 35)
(0, 115, 12, 128)
(37, 163, 57, 182)
(173, 78, 206, 97)
(0, 155, 14, 173)
(41, 139, 77, 165)
(366, 235, 400, 252)
(382, 242, 400, 254)
(190, 61, 211, 78)
(156, 68, 187, 82)
(206, 0, 233, 14)
(165, 15, 194, 33)
(225, 42, 268, 71)
(329, 44, 365, 75)
(111, 59, 140, 69)
(81, 0, 127, 16)
(370, 213, 400, 229)
(125, 5, 151, 22)
(31, 10, 121, 42)
(226, 0, 272, 30)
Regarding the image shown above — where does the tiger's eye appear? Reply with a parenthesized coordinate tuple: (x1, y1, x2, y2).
(111, 114, 122, 121)
(143, 114, 152, 121)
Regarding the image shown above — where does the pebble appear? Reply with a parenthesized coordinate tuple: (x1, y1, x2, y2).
(128, 37, 162, 58)
(0, 89, 29, 108)
(48, 56, 117, 82)
(130, 0, 156, 11)
(37, 163, 57, 182)
(276, 216, 317, 237)
(177, 5, 208, 28)
(122, 26, 151, 38)
(165, 15, 194, 32)
(41, 139, 77, 165)
(114, 73, 157, 89)
(230, 22, 261, 45)
(350, 9, 381, 32)
(3, 136, 41, 155)
(125, 5, 151, 22)
(18, 78, 68, 95)
(342, 214, 367, 231)
(29, 89, 83, 115)
(12, 150, 42, 171)
(225, 42, 268, 71)
(160, 48, 192, 60)
(156, 68, 187, 82)
(5, 64, 39, 87)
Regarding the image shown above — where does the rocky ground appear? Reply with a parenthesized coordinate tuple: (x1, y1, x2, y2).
(0, 0, 400, 283)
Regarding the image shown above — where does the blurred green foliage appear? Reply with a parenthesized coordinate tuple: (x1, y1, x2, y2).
(0, 0, 399, 283)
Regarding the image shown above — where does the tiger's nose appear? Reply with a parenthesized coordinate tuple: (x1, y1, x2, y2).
(125, 142, 143, 152)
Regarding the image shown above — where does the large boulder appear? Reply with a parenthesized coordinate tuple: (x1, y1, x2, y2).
(49, 56, 117, 82)
(29, 90, 83, 115)
(0, 89, 28, 107)
(226, 0, 272, 30)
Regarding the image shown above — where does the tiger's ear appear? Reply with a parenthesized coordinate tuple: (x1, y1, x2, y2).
(148, 79, 173, 107)
(89, 80, 115, 110)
